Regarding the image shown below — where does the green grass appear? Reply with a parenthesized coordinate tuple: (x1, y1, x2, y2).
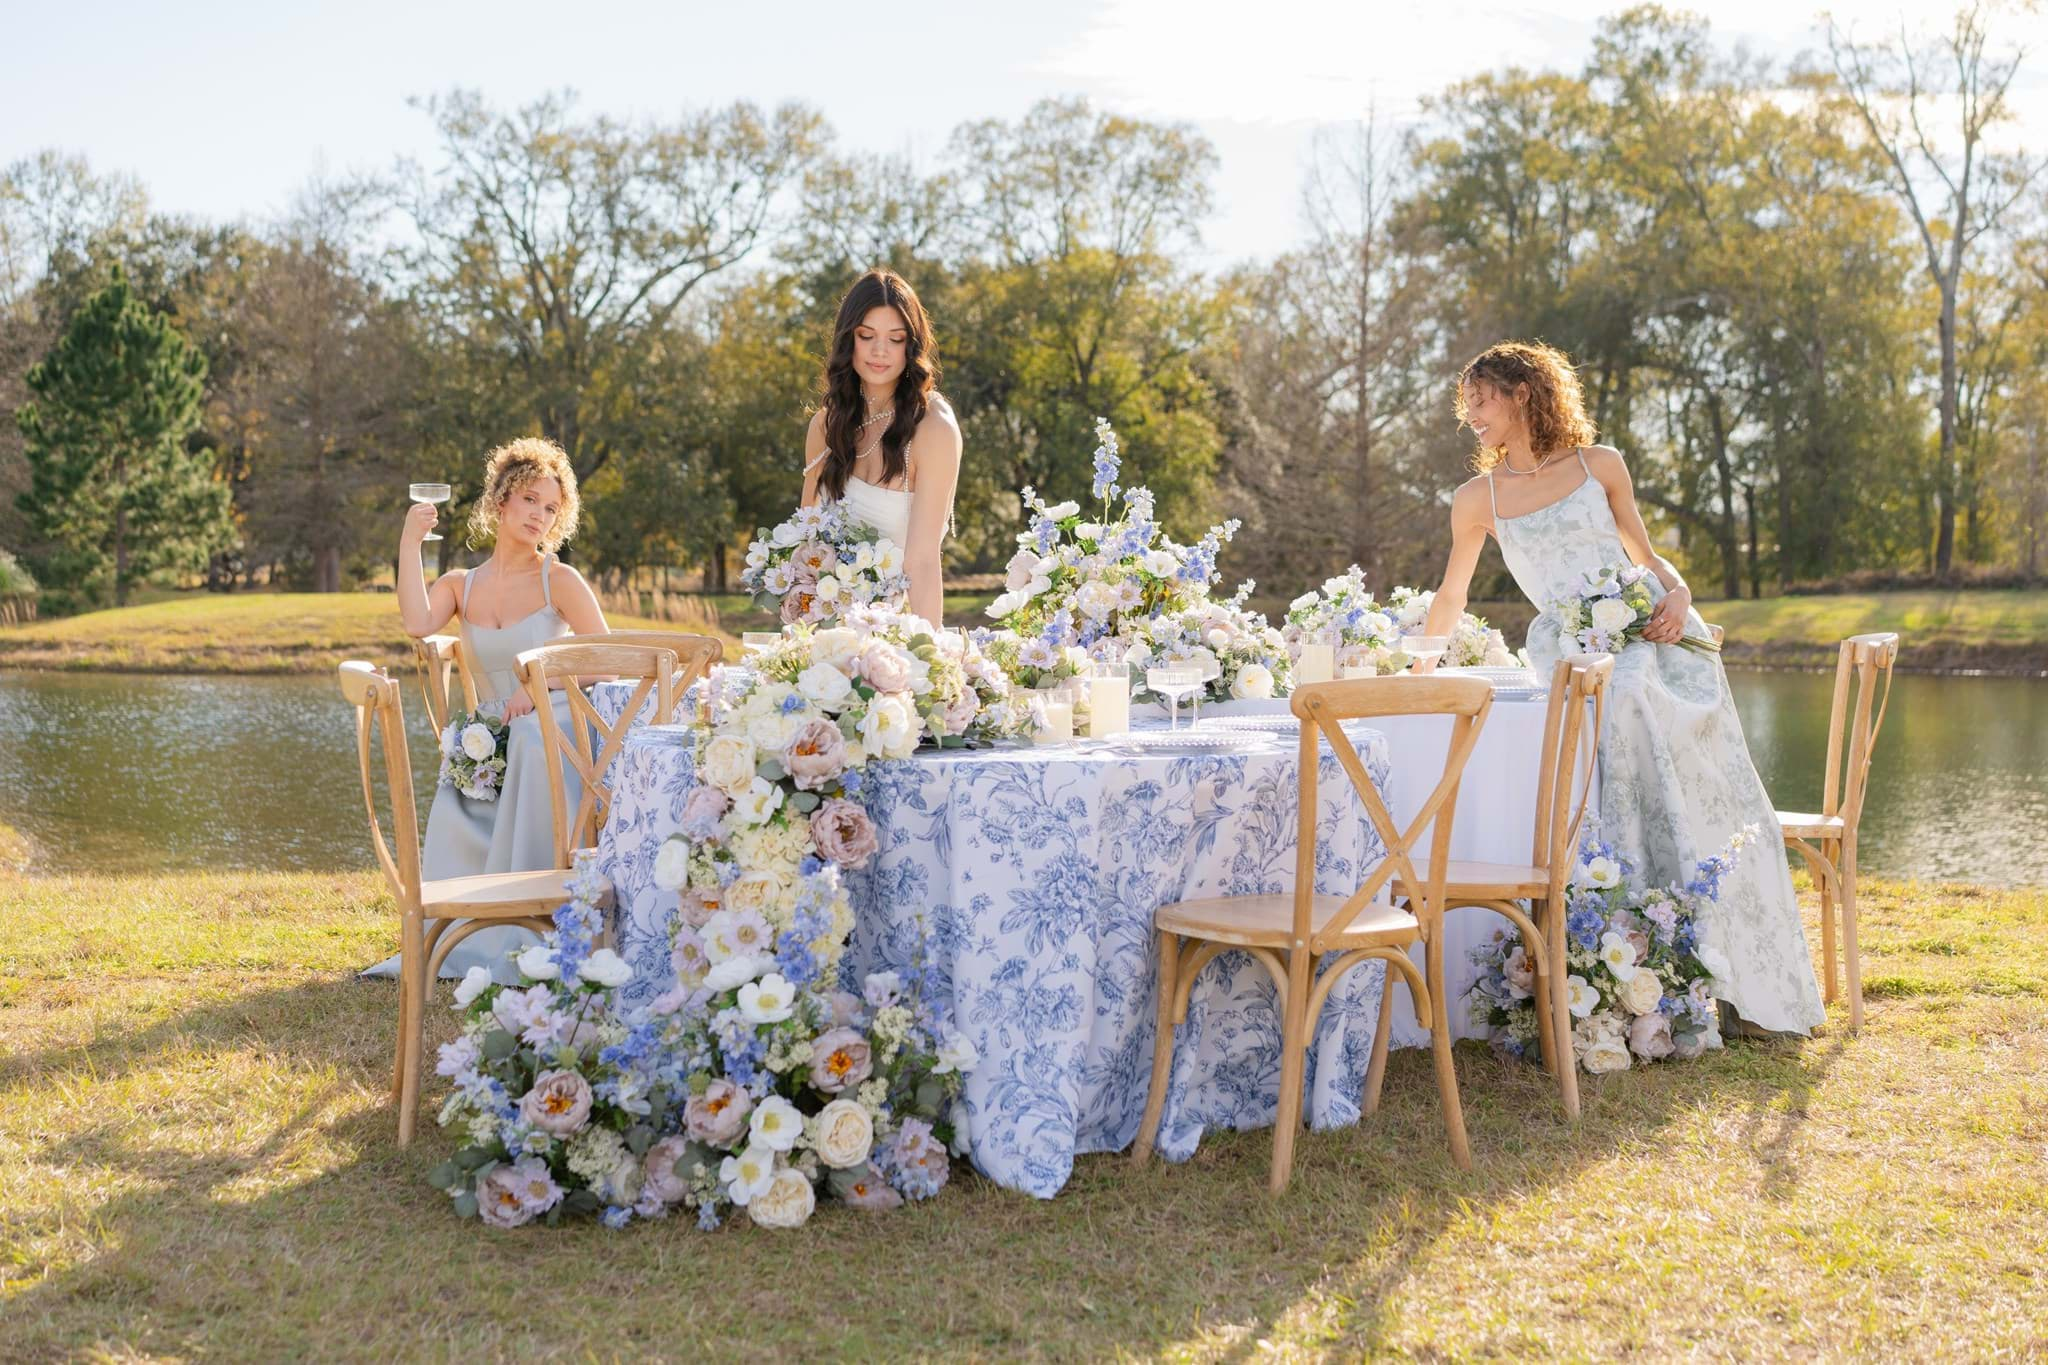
(4, 866, 2044, 1360)
(1704, 589, 2048, 670)
(0, 592, 735, 675)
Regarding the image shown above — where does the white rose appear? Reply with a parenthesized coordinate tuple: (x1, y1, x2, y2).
(737, 973, 797, 1025)
(652, 837, 693, 890)
(460, 723, 497, 762)
(453, 965, 494, 1007)
(1581, 1034, 1632, 1074)
(1696, 944, 1734, 984)
(1289, 592, 1319, 613)
(748, 1166, 817, 1229)
(933, 1031, 979, 1076)
(812, 628, 860, 670)
(746, 709, 806, 752)
(1141, 550, 1180, 576)
(1579, 855, 1621, 889)
(808, 1098, 875, 1169)
(1230, 663, 1275, 700)
(797, 660, 856, 710)
(857, 693, 920, 759)
(703, 953, 770, 992)
(1618, 967, 1664, 1016)
(699, 735, 758, 796)
(1043, 500, 1080, 520)
(1590, 596, 1636, 636)
(733, 777, 785, 826)
(749, 1095, 804, 1152)
(579, 948, 632, 989)
(516, 944, 559, 981)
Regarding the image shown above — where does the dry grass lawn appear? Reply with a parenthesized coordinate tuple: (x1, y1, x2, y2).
(2, 866, 2044, 1361)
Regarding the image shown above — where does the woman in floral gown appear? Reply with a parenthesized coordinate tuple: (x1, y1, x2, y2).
(1420, 341, 1823, 1035)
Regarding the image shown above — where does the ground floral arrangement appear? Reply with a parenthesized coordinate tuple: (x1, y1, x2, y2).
(1467, 828, 1753, 1070)
(437, 704, 509, 801)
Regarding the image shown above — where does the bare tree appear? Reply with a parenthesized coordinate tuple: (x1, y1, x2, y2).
(1828, 1, 2045, 572)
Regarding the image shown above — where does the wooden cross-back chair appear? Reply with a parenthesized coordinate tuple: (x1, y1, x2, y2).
(1393, 653, 1613, 1119)
(558, 631, 723, 705)
(515, 639, 715, 867)
(1777, 632, 1898, 1032)
(1131, 675, 1495, 1192)
(337, 661, 574, 1145)
(409, 634, 479, 734)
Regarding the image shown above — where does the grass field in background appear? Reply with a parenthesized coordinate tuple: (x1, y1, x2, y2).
(4, 859, 2043, 1360)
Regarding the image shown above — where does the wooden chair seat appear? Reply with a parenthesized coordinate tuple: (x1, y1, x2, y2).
(1395, 859, 1551, 901)
(1155, 893, 1418, 951)
(1775, 810, 1847, 839)
(422, 867, 575, 915)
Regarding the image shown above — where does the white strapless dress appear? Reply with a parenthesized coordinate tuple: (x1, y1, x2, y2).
(836, 476, 914, 547)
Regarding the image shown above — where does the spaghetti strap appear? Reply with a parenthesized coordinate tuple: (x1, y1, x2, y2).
(1575, 447, 1590, 476)
(1486, 472, 1499, 521)
(460, 564, 477, 613)
(540, 554, 555, 609)
(803, 449, 830, 474)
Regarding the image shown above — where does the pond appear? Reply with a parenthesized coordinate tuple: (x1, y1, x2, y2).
(1, 668, 2042, 885)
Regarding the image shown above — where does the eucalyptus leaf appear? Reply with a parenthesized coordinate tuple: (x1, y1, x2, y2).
(756, 758, 786, 782)
(426, 1159, 461, 1191)
(789, 791, 821, 813)
(452, 1191, 479, 1219)
(481, 1029, 519, 1062)
(456, 1145, 496, 1172)
(563, 1189, 601, 1215)
(625, 1124, 655, 1157)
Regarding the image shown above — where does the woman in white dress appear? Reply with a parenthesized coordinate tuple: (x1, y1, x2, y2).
(799, 268, 961, 622)
(1420, 341, 1824, 1036)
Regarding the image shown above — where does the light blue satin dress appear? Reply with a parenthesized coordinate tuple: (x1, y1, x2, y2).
(363, 558, 584, 982)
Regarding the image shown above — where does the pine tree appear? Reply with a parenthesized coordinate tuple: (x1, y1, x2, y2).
(16, 268, 233, 606)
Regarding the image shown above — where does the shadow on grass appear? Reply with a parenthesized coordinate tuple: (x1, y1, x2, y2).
(11, 966, 1844, 1360)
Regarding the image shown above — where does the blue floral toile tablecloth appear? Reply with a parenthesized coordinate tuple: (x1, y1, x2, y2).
(592, 716, 1400, 1198)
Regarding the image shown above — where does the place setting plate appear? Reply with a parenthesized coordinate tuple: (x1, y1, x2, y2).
(1439, 666, 1547, 700)
(1104, 726, 1265, 754)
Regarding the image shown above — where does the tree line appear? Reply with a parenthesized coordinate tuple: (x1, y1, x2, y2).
(3, 4, 2043, 614)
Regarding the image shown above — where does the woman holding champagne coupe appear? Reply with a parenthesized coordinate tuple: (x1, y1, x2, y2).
(799, 268, 961, 624)
(1418, 342, 1822, 1037)
(366, 437, 609, 981)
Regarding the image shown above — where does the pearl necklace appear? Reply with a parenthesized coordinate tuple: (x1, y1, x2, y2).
(1497, 448, 1562, 477)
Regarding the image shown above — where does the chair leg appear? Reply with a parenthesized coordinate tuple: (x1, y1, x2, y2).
(1268, 948, 1313, 1195)
(1816, 847, 1839, 1005)
(1547, 902, 1580, 1120)
(1361, 960, 1396, 1116)
(397, 913, 427, 1147)
(1131, 930, 1180, 1165)
(1424, 982, 1472, 1171)
(1842, 834, 1864, 1032)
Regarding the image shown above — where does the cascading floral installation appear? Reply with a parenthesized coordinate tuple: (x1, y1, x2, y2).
(1466, 828, 1752, 1072)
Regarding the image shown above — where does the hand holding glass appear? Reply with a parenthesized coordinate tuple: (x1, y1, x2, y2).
(1401, 634, 1448, 672)
(409, 483, 452, 543)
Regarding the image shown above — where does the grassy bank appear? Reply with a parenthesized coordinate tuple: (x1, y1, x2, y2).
(3, 865, 2043, 1360)
(2, 587, 2043, 676)
(0, 592, 736, 675)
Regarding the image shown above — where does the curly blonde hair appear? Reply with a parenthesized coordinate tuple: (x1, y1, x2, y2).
(1455, 341, 1599, 472)
(466, 437, 581, 552)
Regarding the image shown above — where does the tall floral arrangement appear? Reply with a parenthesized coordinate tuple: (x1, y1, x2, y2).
(742, 502, 909, 626)
(1126, 583, 1292, 703)
(1467, 829, 1752, 1072)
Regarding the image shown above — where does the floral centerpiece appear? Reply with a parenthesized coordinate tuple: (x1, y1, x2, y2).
(1387, 586, 1519, 669)
(1551, 562, 1720, 656)
(1283, 566, 1409, 675)
(1126, 584, 1292, 703)
(428, 858, 681, 1227)
(987, 418, 1241, 681)
(742, 502, 910, 626)
(438, 705, 510, 801)
(1466, 828, 1752, 1072)
(639, 611, 982, 1226)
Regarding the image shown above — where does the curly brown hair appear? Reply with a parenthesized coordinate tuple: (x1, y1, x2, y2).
(465, 437, 581, 552)
(1455, 341, 1599, 472)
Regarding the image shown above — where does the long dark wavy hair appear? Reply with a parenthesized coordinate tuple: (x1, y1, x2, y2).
(816, 269, 939, 500)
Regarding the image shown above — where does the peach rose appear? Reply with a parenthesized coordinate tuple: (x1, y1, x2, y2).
(684, 1079, 753, 1147)
(783, 716, 849, 791)
(811, 798, 879, 869)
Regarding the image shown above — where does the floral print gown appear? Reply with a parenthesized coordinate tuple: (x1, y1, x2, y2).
(1492, 453, 1824, 1034)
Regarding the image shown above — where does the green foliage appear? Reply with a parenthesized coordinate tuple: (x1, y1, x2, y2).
(0, 546, 35, 596)
(15, 269, 233, 606)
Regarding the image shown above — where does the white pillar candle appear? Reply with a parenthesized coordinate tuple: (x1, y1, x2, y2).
(1036, 699, 1075, 744)
(1340, 663, 1378, 681)
(1087, 672, 1131, 738)
(1296, 642, 1335, 685)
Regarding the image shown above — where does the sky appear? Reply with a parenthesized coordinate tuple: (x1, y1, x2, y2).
(6, 0, 2041, 269)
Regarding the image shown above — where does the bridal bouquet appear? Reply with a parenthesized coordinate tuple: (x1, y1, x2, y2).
(1387, 586, 1519, 668)
(987, 418, 1240, 656)
(742, 502, 910, 626)
(1466, 829, 1752, 1072)
(438, 705, 510, 801)
(1126, 585, 1292, 703)
(1284, 566, 1409, 675)
(1550, 563, 1719, 656)
(429, 859, 688, 1228)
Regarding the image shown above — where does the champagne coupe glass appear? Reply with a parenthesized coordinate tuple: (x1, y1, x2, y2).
(409, 482, 452, 542)
(1146, 665, 1202, 731)
(1401, 634, 1449, 672)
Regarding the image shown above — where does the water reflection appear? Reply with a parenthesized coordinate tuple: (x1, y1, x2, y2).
(1, 668, 2043, 885)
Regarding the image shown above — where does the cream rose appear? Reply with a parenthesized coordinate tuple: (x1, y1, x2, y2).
(1618, 967, 1664, 1016)
(699, 735, 758, 796)
(748, 1166, 817, 1229)
(721, 871, 783, 920)
(1590, 596, 1636, 636)
(1230, 663, 1275, 700)
(460, 723, 497, 762)
(808, 1098, 875, 1169)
